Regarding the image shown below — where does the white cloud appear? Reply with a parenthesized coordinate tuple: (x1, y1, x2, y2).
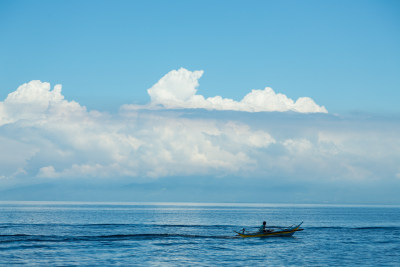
(123, 68, 328, 113)
(38, 166, 58, 178)
(0, 80, 277, 179)
(283, 139, 313, 154)
(148, 68, 204, 105)
(0, 79, 399, 185)
(0, 80, 86, 126)
(0, 136, 38, 177)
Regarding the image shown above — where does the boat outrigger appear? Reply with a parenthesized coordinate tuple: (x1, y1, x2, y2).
(235, 222, 304, 238)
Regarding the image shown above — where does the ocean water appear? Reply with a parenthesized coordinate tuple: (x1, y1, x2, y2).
(0, 202, 399, 266)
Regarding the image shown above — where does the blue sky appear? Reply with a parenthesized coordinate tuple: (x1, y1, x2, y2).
(1, 0, 399, 113)
(0, 0, 399, 204)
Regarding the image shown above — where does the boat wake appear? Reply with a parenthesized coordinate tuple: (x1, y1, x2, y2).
(0, 233, 237, 243)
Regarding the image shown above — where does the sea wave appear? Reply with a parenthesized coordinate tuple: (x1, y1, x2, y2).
(0, 233, 237, 243)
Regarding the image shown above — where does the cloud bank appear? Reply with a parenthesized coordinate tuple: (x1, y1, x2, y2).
(0, 80, 277, 180)
(123, 68, 328, 113)
(0, 79, 399, 190)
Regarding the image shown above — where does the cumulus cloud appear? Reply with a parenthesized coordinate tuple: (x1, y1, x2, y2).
(148, 69, 204, 106)
(0, 80, 86, 126)
(0, 80, 278, 179)
(123, 68, 328, 113)
(0, 79, 399, 186)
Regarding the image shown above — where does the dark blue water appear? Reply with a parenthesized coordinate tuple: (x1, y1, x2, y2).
(0, 202, 399, 266)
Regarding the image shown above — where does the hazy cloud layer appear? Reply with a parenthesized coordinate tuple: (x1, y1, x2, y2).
(123, 68, 328, 113)
(0, 80, 399, 189)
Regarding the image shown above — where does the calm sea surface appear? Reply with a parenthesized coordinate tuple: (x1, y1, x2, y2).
(0, 202, 399, 266)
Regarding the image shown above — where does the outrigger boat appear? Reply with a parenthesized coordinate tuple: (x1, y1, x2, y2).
(235, 222, 303, 238)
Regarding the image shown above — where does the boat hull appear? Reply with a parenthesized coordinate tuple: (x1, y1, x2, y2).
(235, 222, 303, 238)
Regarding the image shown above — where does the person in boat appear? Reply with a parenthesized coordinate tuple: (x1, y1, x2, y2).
(259, 221, 267, 232)
(259, 221, 273, 233)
